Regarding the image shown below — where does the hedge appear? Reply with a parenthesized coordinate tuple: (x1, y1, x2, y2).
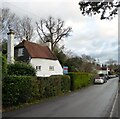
(37, 75, 71, 99)
(2, 75, 71, 107)
(2, 76, 37, 106)
(68, 72, 94, 91)
(7, 62, 36, 76)
(2, 56, 7, 79)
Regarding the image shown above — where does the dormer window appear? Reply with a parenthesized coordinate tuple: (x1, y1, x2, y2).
(18, 48, 24, 56)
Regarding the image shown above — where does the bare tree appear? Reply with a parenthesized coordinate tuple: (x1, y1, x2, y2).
(106, 59, 117, 65)
(15, 16, 34, 41)
(36, 16, 72, 51)
(1, 8, 35, 42)
(81, 54, 95, 63)
(1, 8, 18, 37)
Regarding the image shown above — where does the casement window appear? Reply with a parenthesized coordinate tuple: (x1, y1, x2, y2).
(36, 66, 41, 71)
(18, 48, 24, 56)
(49, 66, 54, 71)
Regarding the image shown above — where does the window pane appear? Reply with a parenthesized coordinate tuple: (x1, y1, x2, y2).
(18, 48, 24, 56)
(49, 66, 54, 71)
(36, 66, 41, 71)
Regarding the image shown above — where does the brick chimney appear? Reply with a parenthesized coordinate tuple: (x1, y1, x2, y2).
(7, 28, 15, 64)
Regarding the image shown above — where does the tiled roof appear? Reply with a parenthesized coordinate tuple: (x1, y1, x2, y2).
(97, 66, 107, 70)
(15, 40, 57, 60)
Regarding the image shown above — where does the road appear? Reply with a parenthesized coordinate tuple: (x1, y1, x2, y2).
(3, 77, 118, 117)
(110, 81, 119, 118)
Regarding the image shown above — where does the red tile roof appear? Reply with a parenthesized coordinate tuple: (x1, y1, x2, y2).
(96, 66, 107, 70)
(15, 40, 57, 60)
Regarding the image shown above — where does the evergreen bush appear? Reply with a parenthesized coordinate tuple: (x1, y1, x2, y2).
(37, 75, 71, 99)
(2, 56, 7, 79)
(2, 76, 37, 106)
(69, 72, 93, 90)
(7, 61, 36, 76)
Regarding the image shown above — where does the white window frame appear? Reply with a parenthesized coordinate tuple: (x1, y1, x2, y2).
(18, 48, 24, 56)
(49, 66, 54, 71)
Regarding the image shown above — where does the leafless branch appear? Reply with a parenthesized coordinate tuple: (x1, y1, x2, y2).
(36, 16, 72, 51)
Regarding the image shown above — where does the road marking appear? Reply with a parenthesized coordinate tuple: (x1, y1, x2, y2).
(109, 90, 118, 118)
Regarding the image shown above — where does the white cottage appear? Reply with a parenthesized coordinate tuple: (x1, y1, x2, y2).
(7, 29, 63, 77)
(97, 66, 110, 75)
(14, 40, 63, 77)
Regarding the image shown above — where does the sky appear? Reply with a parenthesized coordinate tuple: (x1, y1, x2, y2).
(1, 0, 118, 64)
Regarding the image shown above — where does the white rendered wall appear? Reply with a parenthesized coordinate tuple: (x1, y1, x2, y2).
(30, 58, 63, 77)
(98, 70, 107, 75)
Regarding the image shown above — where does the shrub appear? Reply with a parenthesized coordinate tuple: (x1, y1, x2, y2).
(2, 76, 37, 106)
(68, 72, 93, 91)
(7, 61, 36, 76)
(2, 74, 71, 107)
(61, 75, 71, 93)
(2, 56, 7, 79)
(37, 75, 71, 99)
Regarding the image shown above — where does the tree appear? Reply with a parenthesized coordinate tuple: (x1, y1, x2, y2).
(65, 56, 83, 72)
(81, 54, 95, 63)
(105, 58, 117, 65)
(2, 39, 7, 57)
(80, 54, 96, 73)
(78, 1, 120, 20)
(1, 8, 35, 42)
(54, 48, 67, 66)
(1, 8, 18, 42)
(15, 16, 34, 41)
(80, 61, 94, 73)
(36, 16, 72, 51)
(115, 65, 120, 76)
(105, 59, 117, 74)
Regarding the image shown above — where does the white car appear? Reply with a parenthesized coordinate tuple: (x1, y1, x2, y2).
(94, 77, 104, 84)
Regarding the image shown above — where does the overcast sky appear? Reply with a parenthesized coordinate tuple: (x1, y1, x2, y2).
(2, 0, 118, 64)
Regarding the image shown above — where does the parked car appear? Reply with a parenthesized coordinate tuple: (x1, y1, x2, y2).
(109, 75, 116, 78)
(104, 75, 109, 80)
(94, 77, 104, 84)
(94, 74, 107, 84)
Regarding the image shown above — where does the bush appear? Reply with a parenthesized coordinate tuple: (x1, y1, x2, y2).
(61, 75, 71, 93)
(2, 75, 71, 107)
(2, 56, 7, 79)
(37, 75, 71, 99)
(7, 61, 36, 76)
(68, 72, 93, 91)
(2, 76, 37, 106)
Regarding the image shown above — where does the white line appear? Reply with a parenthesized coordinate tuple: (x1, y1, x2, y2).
(109, 91, 118, 118)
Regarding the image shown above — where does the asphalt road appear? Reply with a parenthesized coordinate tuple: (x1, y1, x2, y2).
(3, 77, 118, 117)
(110, 81, 119, 118)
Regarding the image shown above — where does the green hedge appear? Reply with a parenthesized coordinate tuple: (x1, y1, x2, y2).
(68, 72, 93, 91)
(2, 75, 71, 107)
(2, 76, 37, 106)
(2, 56, 7, 79)
(7, 62, 36, 76)
(37, 75, 71, 99)
(61, 75, 71, 93)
